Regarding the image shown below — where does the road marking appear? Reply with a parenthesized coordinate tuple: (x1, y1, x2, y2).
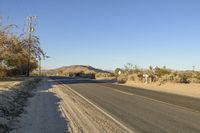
(96, 84, 137, 96)
(95, 84, 133, 96)
(58, 82, 136, 133)
(113, 89, 133, 96)
(96, 84, 200, 114)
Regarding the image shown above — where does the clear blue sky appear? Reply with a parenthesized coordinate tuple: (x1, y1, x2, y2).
(1, 0, 200, 70)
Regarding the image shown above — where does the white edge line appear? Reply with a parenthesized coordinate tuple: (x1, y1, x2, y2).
(59, 82, 135, 133)
(95, 84, 133, 96)
(113, 89, 133, 95)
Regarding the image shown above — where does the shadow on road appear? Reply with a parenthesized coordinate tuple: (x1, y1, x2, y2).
(49, 76, 116, 85)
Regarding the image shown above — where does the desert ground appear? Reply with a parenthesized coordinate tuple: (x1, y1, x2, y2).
(125, 81, 200, 98)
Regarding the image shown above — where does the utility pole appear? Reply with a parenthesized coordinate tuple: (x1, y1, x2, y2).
(39, 56, 41, 76)
(26, 16, 36, 77)
(192, 65, 195, 83)
(192, 66, 195, 72)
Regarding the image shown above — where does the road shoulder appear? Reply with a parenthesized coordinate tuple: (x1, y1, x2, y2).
(10, 78, 69, 133)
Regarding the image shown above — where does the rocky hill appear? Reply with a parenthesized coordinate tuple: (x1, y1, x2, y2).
(43, 65, 113, 79)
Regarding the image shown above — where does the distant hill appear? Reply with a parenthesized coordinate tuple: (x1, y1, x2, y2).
(56, 65, 109, 74)
(43, 65, 113, 78)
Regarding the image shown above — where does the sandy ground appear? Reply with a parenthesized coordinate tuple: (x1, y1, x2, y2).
(10, 78, 69, 133)
(124, 81, 200, 98)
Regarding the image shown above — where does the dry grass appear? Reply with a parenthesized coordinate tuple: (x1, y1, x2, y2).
(0, 81, 21, 90)
(0, 77, 26, 90)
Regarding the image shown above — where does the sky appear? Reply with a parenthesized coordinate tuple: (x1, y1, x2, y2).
(0, 0, 200, 70)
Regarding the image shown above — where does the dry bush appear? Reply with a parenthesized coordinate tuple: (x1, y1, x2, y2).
(95, 72, 113, 79)
(128, 74, 140, 82)
(0, 22, 46, 77)
(117, 74, 128, 84)
(179, 75, 191, 84)
(0, 67, 7, 79)
(157, 77, 168, 86)
(129, 75, 135, 81)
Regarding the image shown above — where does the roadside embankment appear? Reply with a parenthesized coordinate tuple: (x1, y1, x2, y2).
(0, 77, 42, 133)
(10, 78, 69, 133)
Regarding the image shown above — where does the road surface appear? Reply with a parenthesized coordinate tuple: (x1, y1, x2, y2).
(51, 76, 200, 133)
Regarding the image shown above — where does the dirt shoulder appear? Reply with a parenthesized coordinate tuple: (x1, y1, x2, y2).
(0, 77, 42, 133)
(123, 81, 200, 98)
(10, 78, 69, 133)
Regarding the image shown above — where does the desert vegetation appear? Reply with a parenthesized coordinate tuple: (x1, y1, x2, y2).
(115, 63, 199, 85)
(0, 19, 46, 79)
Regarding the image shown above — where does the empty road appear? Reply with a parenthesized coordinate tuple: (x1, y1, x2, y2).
(51, 77, 200, 133)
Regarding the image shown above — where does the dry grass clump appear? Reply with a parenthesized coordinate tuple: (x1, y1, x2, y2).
(95, 72, 114, 79)
(117, 74, 128, 84)
(0, 67, 7, 79)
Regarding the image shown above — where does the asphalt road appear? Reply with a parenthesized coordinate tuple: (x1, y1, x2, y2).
(52, 77, 200, 133)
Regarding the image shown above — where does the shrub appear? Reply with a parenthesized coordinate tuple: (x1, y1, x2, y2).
(95, 73, 113, 79)
(129, 75, 135, 81)
(0, 67, 7, 79)
(191, 78, 200, 83)
(137, 73, 143, 82)
(158, 77, 168, 86)
(117, 74, 128, 84)
(179, 75, 191, 84)
(114, 68, 124, 77)
(155, 67, 171, 77)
